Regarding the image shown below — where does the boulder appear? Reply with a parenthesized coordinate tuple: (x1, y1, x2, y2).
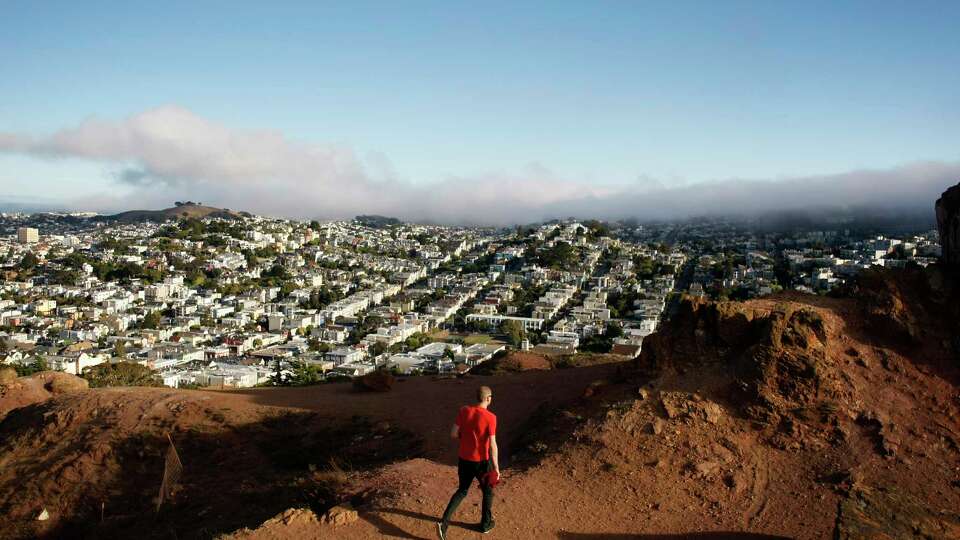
(936, 181, 960, 267)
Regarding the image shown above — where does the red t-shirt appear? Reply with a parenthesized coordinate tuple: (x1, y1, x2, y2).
(456, 405, 497, 461)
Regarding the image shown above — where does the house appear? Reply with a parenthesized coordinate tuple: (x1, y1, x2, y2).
(465, 313, 544, 331)
(327, 346, 365, 366)
(332, 362, 374, 377)
(458, 343, 505, 367)
(386, 353, 428, 374)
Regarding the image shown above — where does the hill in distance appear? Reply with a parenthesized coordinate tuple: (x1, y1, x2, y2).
(93, 201, 251, 223)
(354, 214, 402, 228)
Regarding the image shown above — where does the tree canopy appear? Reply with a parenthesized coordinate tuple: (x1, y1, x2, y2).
(82, 362, 163, 388)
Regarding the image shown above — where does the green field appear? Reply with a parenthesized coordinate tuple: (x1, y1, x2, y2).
(462, 334, 493, 345)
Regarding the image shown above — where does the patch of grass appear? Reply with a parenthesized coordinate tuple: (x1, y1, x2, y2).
(463, 334, 493, 345)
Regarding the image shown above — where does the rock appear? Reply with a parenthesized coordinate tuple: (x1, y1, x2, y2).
(43, 373, 89, 395)
(264, 508, 319, 527)
(936, 181, 960, 267)
(36, 508, 49, 521)
(659, 391, 723, 424)
(660, 393, 685, 419)
(0, 367, 16, 385)
(638, 388, 650, 400)
(646, 418, 665, 435)
(322, 504, 358, 526)
(698, 401, 723, 425)
(694, 461, 720, 478)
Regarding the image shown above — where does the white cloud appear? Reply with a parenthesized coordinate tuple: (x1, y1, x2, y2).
(1, 105, 956, 224)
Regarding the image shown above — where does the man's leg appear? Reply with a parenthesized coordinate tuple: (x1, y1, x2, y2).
(474, 460, 494, 531)
(441, 460, 475, 525)
(479, 482, 494, 531)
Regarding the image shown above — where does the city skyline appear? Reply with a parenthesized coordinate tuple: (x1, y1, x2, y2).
(2, 1, 959, 223)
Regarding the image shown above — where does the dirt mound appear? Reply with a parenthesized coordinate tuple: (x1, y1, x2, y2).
(471, 351, 553, 374)
(0, 367, 16, 384)
(44, 372, 89, 394)
(0, 372, 89, 419)
(353, 369, 395, 392)
(0, 388, 421, 539)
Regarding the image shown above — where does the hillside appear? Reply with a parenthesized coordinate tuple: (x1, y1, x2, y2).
(0, 266, 958, 539)
(93, 202, 250, 223)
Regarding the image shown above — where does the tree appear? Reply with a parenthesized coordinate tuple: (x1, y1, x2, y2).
(141, 311, 161, 329)
(443, 347, 456, 361)
(18, 252, 39, 272)
(272, 358, 286, 386)
(112, 340, 126, 359)
(605, 322, 624, 339)
(82, 362, 162, 388)
(499, 320, 526, 348)
(14, 357, 48, 376)
(370, 341, 388, 358)
(288, 360, 323, 386)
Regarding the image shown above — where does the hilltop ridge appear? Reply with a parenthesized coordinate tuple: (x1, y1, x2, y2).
(92, 201, 250, 223)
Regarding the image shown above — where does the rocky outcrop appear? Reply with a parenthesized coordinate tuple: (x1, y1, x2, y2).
(835, 485, 960, 539)
(637, 299, 834, 425)
(936, 181, 960, 267)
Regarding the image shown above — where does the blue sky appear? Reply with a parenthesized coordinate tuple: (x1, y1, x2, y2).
(1, 1, 959, 222)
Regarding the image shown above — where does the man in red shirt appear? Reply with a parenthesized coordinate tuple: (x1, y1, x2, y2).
(437, 385, 499, 539)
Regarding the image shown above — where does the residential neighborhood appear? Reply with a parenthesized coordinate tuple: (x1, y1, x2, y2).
(0, 209, 940, 390)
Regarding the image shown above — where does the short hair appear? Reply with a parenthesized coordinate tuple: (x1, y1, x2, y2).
(477, 385, 492, 402)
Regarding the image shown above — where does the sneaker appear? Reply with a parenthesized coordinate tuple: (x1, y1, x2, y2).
(436, 521, 448, 540)
(479, 520, 496, 534)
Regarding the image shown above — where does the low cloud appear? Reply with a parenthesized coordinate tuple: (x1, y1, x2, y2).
(1, 106, 956, 225)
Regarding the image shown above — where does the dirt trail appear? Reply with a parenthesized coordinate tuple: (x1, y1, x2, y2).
(207, 363, 622, 464)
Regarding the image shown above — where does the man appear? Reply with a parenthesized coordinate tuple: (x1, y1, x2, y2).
(437, 385, 499, 539)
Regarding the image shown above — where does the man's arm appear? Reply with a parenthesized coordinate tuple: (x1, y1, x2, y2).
(451, 407, 464, 440)
(489, 435, 499, 472)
